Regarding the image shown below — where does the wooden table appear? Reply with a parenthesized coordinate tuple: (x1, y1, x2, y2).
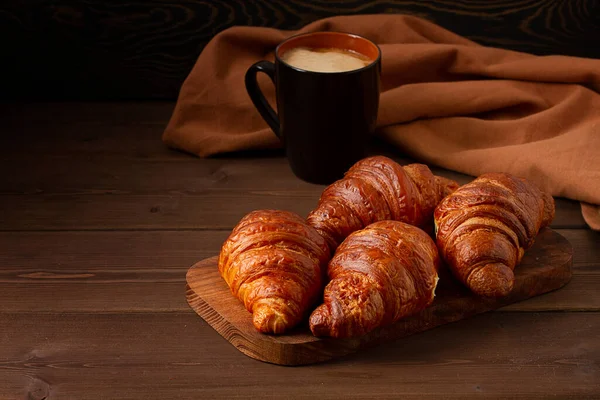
(1, 102, 598, 399)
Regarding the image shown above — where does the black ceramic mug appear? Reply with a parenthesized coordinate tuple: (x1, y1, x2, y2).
(245, 32, 381, 184)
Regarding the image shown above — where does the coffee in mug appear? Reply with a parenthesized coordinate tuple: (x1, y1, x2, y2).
(280, 47, 371, 73)
(245, 32, 381, 184)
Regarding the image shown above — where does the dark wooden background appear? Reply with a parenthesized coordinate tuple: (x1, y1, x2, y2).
(2, 0, 600, 100)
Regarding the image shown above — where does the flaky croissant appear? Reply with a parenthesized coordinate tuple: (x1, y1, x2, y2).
(309, 221, 440, 338)
(218, 210, 330, 334)
(434, 172, 555, 298)
(307, 156, 458, 252)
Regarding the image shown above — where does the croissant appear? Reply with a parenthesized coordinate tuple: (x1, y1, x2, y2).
(307, 156, 458, 252)
(309, 221, 440, 338)
(218, 210, 330, 334)
(434, 172, 555, 298)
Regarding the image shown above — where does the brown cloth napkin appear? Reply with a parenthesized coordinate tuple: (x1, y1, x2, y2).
(163, 15, 600, 230)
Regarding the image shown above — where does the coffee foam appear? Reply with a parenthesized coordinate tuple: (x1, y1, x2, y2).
(281, 47, 371, 73)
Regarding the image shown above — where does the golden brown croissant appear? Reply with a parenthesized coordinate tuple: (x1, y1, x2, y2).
(218, 210, 330, 334)
(307, 156, 458, 252)
(434, 172, 555, 298)
(309, 221, 440, 338)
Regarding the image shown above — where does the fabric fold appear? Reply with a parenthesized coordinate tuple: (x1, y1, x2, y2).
(163, 14, 600, 229)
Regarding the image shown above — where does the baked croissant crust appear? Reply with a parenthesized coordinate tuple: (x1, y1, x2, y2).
(307, 156, 458, 252)
(434, 172, 555, 298)
(218, 210, 330, 334)
(309, 221, 440, 338)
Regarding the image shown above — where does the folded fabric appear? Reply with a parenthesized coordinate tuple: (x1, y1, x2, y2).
(163, 14, 600, 229)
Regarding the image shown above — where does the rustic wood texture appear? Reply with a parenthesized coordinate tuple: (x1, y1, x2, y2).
(1, 1, 599, 100)
(0, 102, 598, 396)
(0, 229, 597, 314)
(186, 229, 572, 365)
(2, 312, 599, 399)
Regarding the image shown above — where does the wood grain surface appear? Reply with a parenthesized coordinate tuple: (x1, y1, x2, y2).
(0, 102, 598, 397)
(1, 0, 599, 100)
(0, 229, 597, 314)
(2, 312, 599, 399)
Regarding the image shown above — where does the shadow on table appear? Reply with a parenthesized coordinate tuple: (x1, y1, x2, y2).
(318, 311, 539, 367)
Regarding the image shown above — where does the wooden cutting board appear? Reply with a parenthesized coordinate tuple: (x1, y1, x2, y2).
(186, 228, 572, 366)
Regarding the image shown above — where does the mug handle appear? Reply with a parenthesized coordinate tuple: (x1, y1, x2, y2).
(245, 61, 281, 138)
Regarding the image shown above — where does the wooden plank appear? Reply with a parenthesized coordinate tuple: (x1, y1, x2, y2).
(0, 230, 596, 313)
(0, 158, 313, 194)
(0, 270, 597, 314)
(2, 126, 181, 161)
(0, 282, 188, 313)
(0, 312, 598, 398)
(0, 231, 229, 269)
(0, 192, 319, 231)
(557, 229, 600, 270)
(0, 191, 586, 231)
(0, 229, 593, 270)
(0, 192, 314, 231)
